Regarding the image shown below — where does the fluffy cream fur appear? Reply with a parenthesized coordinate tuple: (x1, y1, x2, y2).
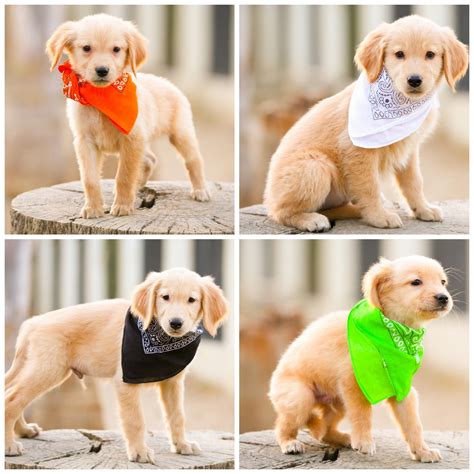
(5, 268, 229, 463)
(269, 256, 452, 462)
(46, 14, 210, 219)
(264, 15, 468, 232)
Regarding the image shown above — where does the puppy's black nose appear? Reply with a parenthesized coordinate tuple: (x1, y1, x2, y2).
(170, 318, 183, 330)
(407, 75, 422, 88)
(435, 293, 449, 305)
(95, 66, 110, 78)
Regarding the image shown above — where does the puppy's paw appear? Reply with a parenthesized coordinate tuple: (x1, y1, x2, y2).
(19, 423, 42, 438)
(352, 439, 376, 456)
(127, 445, 155, 464)
(364, 211, 402, 229)
(110, 202, 135, 217)
(414, 205, 443, 222)
(412, 447, 442, 463)
(289, 213, 331, 233)
(280, 439, 306, 455)
(80, 204, 105, 219)
(191, 188, 211, 202)
(171, 440, 201, 455)
(6, 440, 24, 456)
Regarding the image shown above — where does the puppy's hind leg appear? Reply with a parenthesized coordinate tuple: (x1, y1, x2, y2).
(265, 150, 334, 232)
(320, 401, 351, 448)
(15, 414, 42, 439)
(157, 374, 201, 455)
(138, 149, 158, 189)
(270, 379, 315, 454)
(115, 381, 155, 464)
(170, 107, 210, 202)
(5, 365, 70, 456)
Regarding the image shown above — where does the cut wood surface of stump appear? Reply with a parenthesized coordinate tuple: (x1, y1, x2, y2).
(11, 180, 234, 235)
(239, 429, 468, 469)
(240, 200, 468, 235)
(5, 429, 234, 469)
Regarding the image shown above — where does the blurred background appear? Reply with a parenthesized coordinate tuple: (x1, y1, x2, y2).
(240, 5, 469, 207)
(5, 5, 234, 231)
(240, 239, 468, 434)
(5, 239, 234, 432)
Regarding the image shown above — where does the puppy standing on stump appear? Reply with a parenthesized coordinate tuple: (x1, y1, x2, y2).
(269, 256, 453, 463)
(264, 15, 468, 232)
(5, 268, 229, 464)
(46, 14, 210, 219)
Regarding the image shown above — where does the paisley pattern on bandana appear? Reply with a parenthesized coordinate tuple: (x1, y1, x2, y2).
(368, 68, 433, 120)
(137, 318, 203, 354)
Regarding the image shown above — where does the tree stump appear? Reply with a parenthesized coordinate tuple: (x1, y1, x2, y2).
(240, 200, 468, 234)
(5, 429, 234, 469)
(239, 429, 468, 469)
(11, 180, 234, 235)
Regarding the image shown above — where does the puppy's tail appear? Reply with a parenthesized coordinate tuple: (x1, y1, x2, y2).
(5, 321, 32, 388)
(320, 203, 361, 221)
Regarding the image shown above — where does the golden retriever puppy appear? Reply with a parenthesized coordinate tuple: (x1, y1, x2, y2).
(5, 268, 229, 463)
(269, 256, 452, 462)
(46, 14, 210, 219)
(264, 16, 468, 232)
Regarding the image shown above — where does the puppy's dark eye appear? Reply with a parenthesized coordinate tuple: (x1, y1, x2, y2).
(395, 51, 405, 59)
(113, 46, 121, 53)
(82, 45, 91, 52)
(411, 279, 422, 286)
(426, 51, 435, 60)
(188, 297, 196, 303)
(441, 279, 446, 285)
(162, 295, 169, 301)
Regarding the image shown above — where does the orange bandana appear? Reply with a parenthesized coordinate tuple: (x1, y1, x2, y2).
(58, 61, 138, 134)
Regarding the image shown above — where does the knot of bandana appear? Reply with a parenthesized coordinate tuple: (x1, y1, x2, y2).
(347, 299, 425, 404)
(58, 61, 138, 134)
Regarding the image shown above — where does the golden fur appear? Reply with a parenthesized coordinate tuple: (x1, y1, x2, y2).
(46, 14, 210, 219)
(5, 268, 229, 463)
(269, 256, 452, 462)
(264, 15, 468, 232)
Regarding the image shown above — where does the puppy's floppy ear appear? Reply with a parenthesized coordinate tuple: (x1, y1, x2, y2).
(131, 272, 161, 330)
(45, 21, 77, 71)
(442, 27, 469, 92)
(362, 258, 392, 309)
(125, 21, 148, 75)
(200, 276, 229, 337)
(355, 23, 389, 83)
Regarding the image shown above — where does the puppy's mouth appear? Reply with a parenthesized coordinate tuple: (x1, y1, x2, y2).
(403, 88, 427, 99)
(91, 78, 113, 87)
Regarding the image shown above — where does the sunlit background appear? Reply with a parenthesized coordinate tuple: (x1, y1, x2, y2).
(5, 239, 234, 432)
(5, 5, 234, 231)
(240, 239, 468, 434)
(240, 4, 469, 207)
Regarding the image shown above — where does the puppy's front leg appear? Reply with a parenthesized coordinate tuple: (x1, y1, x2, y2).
(396, 150, 443, 222)
(387, 389, 442, 463)
(158, 374, 201, 455)
(115, 382, 155, 464)
(340, 376, 376, 455)
(344, 151, 402, 229)
(111, 139, 144, 216)
(74, 137, 105, 218)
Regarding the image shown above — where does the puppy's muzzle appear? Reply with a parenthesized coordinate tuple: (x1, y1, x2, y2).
(407, 74, 422, 88)
(434, 293, 449, 307)
(95, 66, 110, 78)
(169, 318, 183, 330)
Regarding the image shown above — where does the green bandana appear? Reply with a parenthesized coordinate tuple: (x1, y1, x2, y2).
(347, 299, 425, 404)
